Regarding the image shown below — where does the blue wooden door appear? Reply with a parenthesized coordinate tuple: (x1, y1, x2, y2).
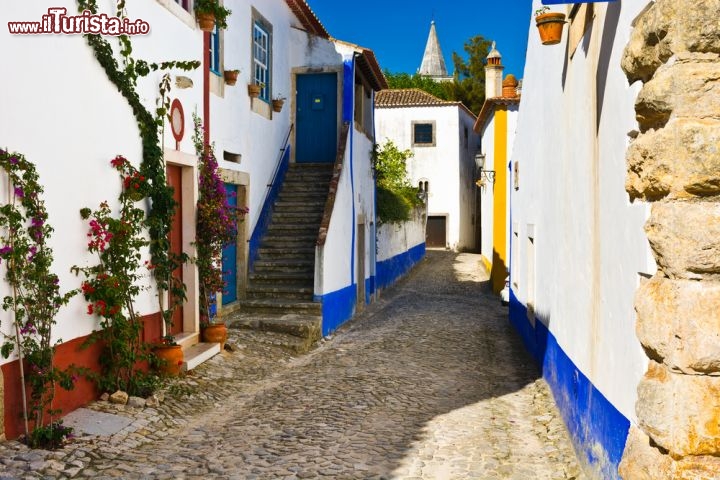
(221, 183, 238, 305)
(296, 73, 337, 163)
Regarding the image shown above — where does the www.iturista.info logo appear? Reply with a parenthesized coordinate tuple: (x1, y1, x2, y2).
(8, 8, 150, 35)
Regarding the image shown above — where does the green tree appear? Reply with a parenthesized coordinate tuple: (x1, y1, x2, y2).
(451, 34, 493, 114)
(383, 70, 455, 101)
(373, 140, 422, 224)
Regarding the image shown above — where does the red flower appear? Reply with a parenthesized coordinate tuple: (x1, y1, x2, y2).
(87, 304, 94, 315)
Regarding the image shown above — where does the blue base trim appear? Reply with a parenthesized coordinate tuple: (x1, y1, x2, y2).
(248, 148, 290, 273)
(376, 243, 426, 291)
(319, 284, 356, 336)
(365, 276, 375, 303)
(509, 290, 630, 479)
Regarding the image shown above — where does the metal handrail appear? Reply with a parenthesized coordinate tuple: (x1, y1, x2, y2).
(265, 123, 294, 191)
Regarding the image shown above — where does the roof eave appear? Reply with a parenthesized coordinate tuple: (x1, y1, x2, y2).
(284, 0, 330, 39)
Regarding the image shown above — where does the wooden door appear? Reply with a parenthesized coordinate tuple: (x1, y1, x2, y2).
(296, 73, 338, 163)
(166, 165, 184, 336)
(221, 183, 238, 305)
(426, 216, 447, 248)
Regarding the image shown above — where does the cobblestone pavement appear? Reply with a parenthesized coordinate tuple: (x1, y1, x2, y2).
(0, 251, 585, 479)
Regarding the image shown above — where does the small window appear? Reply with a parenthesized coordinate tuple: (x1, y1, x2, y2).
(210, 24, 220, 75)
(464, 127, 469, 148)
(412, 121, 435, 146)
(253, 20, 271, 102)
(174, 0, 192, 12)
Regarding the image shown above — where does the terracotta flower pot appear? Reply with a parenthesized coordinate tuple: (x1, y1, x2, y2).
(535, 13, 566, 45)
(272, 99, 285, 112)
(247, 84, 261, 98)
(153, 344, 184, 376)
(224, 70, 239, 86)
(196, 12, 216, 32)
(202, 323, 228, 350)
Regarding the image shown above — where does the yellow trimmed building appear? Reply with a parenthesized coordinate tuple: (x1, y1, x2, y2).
(473, 43, 520, 293)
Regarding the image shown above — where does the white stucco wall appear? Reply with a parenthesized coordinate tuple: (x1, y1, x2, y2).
(377, 208, 426, 263)
(511, 0, 654, 421)
(0, 0, 346, 360)
(376, 104, 479, 250)
(479, 104, 519, 267)
(0, 1, 206, 349)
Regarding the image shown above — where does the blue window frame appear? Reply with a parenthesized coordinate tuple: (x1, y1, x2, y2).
(210, 24, 220, 75)
(253, 22, 270, 101)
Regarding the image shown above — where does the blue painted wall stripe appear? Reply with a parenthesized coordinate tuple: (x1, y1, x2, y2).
(509, 290, 630, 479)
(320, 284, 356, 336)
(248, 147, 290, 273)
(376, 243, 426, 291)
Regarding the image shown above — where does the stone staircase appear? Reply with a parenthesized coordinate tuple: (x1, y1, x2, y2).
(230, 163, 333, 353)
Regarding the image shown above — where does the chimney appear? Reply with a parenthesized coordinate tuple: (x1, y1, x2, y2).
(502, 74, 519, 98)
(485, 41, 504, 99)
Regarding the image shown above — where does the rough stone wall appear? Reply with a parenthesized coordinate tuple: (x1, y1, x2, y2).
(619, 1, 720, 478)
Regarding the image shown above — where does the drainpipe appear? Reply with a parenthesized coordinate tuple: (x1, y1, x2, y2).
(203, 31, 210, 147)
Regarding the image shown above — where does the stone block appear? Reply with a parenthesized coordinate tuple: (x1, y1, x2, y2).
(619, 427, 672, 480)
(622, 0, 720, 84)
(620, 427, 720, 480)
(109, 390, 129, 405)
(627, 119, 720, 200)
(636, 362, 720, 457)
(636, 277, 720, 374)
(635, 56, 720, 132)
(644, 201, 720, 279)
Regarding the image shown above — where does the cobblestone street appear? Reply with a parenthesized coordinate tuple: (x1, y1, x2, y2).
(0, 251, 584, 479)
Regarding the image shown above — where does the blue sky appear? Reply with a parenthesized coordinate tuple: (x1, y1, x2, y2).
(305, 0, 534, 80)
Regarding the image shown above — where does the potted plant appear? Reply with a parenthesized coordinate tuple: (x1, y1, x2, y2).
(247, 82, 263, 98)
(272, 95, 286, 112)
(201, 299, 228, 350)
(223, 69, 239, 86)
(535, 6, 566, 45)
(194, 0, 232, 32)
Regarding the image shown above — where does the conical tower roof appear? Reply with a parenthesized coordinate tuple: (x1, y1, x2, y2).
(418, 21, 451, 80)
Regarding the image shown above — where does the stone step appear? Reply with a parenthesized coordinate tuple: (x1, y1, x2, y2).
(182, 342, 221, 372)
(238, 299, 322, 316)
(247, 283, 314, 294)
(249, 271, 314, 284)
(288, 163, 334, 170)
(258, 246, 315, 261)
(267, 224, 320, 235)
(278, 192, 329, 202)
(271, 211, 323, 221)
(247, 290, 313, 301)
(228, 312, 322, 353)
(253, 260, 314, 274)
(260, 235, 318, 247)
(281, 182, 330, 191)
(274, 200, 326, 211)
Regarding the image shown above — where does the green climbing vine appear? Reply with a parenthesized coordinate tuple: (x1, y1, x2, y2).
(76, 0, 199, 327)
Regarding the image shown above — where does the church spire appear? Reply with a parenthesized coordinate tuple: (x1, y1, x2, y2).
(418, 20, 452, 82)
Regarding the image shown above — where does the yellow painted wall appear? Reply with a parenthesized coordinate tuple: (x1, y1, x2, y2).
(491, 107, 508, 293)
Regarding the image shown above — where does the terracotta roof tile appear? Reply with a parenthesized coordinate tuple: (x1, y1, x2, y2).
(375, 89, 476, 118)
(375, 89, 455, 107)
(284, 0, 330, 39)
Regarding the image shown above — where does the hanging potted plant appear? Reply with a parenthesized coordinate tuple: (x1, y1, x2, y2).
(223, 69, 239, 86)
(535, 6, 566, 46)
(195, 0, 232, 32)
(247, 82, 263, 98)
(272, 95, 286, 113)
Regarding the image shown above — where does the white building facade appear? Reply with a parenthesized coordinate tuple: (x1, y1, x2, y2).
(0, 0, 384, 438)
(375, 89, 479, 251)
(509, 1, 654, 477)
